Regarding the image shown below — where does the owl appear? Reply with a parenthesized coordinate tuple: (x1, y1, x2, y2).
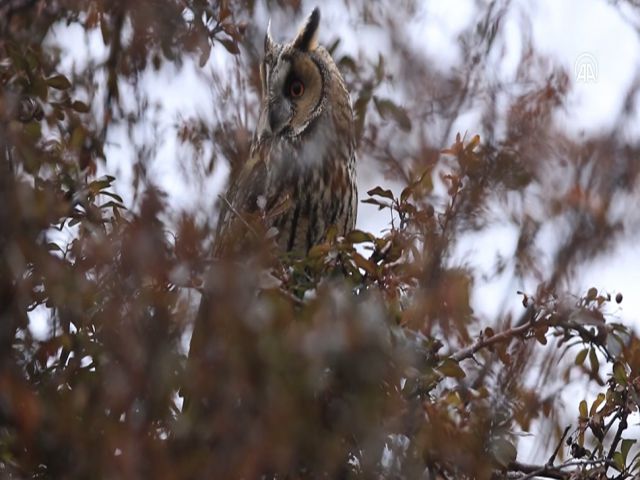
(183, 8, 357, 416)
(213, 7, 357, 256)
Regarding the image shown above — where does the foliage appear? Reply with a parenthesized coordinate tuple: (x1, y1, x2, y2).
(2, 1, 640, 479)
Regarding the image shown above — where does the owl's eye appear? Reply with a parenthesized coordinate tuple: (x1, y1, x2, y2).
(289, 79, 305, 97)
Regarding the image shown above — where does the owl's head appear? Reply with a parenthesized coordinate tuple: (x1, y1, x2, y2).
(257, 8, 342, 140)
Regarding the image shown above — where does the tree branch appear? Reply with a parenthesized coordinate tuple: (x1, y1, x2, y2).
(451, 319, 534, 362)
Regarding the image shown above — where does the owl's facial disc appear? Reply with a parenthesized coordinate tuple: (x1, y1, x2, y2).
(261, 52, 323, 138)
(258, 8, 324, 139)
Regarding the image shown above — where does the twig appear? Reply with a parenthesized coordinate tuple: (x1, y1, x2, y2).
(547, 426, 571, 466)
(451, 319, 534, 362)
(508, 458, 616, 480)
(606, 405, 628, 464)
(451, 307, 612, 364)
(508, 461, 569, 480)
(218, 194, 259, 239)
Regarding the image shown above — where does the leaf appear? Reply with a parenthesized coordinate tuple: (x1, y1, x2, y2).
(587, 287, 598, 301)
(99, 201, 126, 210)
(437, 359, 466, 378)
(613, 361, 628, 385)
(352, 252, 377, 276)
(32, 76, 48, 101)
(327, 38, 340, 55)
(400, 185, 414, 204)
(622, 439, 636, 463)
(218, 38, 240, 55)
(88, 176, 114, 195)
(465, 134, 481, 151)
(373, 97, 411, 131)
(46, 242, 64, 253)
(199, 40, 211, 67)
(353, 90, 371, 143)
(70, 125, 86, 149)
(589, 348, 599, 376)
(361, 198, 390, 210)
(534, 326, 548, 345)
(46, 74, 72, 90)
(613, 451, 624, 471)
(589, 393, 605, 416)
(100, 191, 124, 203)
(374, 53, 385, 83)
(338, 56, 357, 72)
(308, 243, 331, 259)
(100, 15, 111, 45)
(24, 121, 42, 140)
(366, 186, 394, 200)
(346, 230, 374, 244)
(71, 100, 90, 113)
(579, 399, 588, 418)
(490, 438, 517, 468)
(218, 2, 231, 22)
(575, 348, 588, 366)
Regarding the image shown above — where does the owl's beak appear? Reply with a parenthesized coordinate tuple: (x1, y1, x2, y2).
(257, 108, 272, 140)
(257, 99, 291, 140)
(269, 100, 290, 135)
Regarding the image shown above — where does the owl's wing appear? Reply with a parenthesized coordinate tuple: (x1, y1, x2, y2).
(212, 143, 294, 256)
(182, 145, 290, 413)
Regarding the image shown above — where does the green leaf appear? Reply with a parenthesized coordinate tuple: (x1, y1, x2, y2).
(622, 439, 636, 463)
(374, 53, 385, 83)
(613, 451, 624, 471)
(613, 361, 628, 386)
(71, 100, 90, 113)
(31, 75, 48, 100)
(327, 38, 340, 55)
(400, 185, 414, 203)
(70, 125, 86, 149)
(437, 359, 466, 379)
(346, 230, 374, 244)
(490, 438, 517, 468)
(575, 348, 588, 366)
(589, 348, 599, 375)
(353, 89, 371, 143)
(579, 400, 588, 418)
(100, 191, 124, 203)
(46, 74, 72, 90)
(373, 97, 412, 131)
(46, 242, 64, 253)
(589, 393, 605, 416)
(99, 201, 126, 210)
(338, 55, 357, 73)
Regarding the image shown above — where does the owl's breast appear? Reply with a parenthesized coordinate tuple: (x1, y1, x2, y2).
(266, 139, 356, 253)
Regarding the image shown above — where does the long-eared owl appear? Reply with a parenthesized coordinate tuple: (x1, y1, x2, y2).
(183, 9, 357, 415)
(214, 7, 357, 255)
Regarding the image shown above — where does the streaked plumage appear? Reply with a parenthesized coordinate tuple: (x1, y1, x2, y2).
(214, 7, 357, 256)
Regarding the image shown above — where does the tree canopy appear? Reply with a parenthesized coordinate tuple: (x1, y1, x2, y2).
(2, 1, 640, 479)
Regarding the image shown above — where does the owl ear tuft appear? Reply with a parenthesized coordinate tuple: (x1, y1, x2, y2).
(293, 7, 320, 52)
(264, 19, 275, 53)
